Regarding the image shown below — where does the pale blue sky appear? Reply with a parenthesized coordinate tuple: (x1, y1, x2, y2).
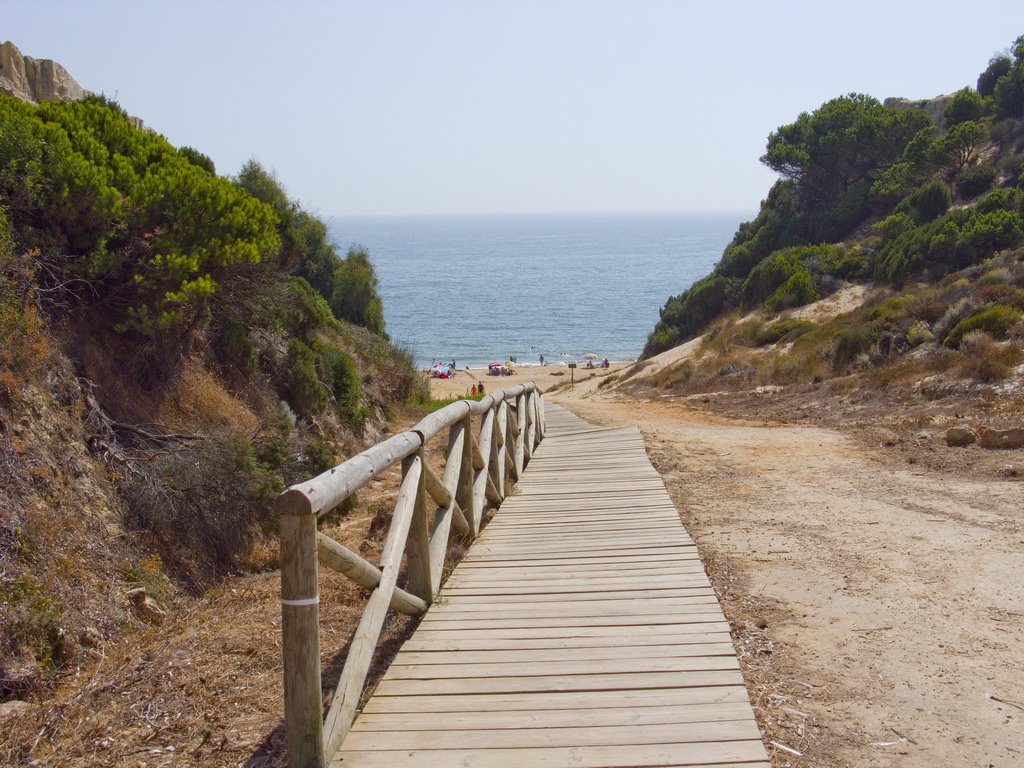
(7, 1, 1024, 215)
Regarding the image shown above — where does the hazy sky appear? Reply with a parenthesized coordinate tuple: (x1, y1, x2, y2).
(7, 1, 1024, 216)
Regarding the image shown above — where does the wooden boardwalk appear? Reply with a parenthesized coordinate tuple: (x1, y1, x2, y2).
(332, 402, 768, 767)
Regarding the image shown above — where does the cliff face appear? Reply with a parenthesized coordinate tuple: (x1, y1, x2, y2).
(883, 93, 956, 126)
(0, 40, 88, 104)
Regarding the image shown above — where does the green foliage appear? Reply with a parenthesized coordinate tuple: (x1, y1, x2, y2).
(331, 247, 386, 335)
(0, 95, 281, 355)
(957, 209, 1024, 261)
(219, 320, 257, 369)
(285, 275, 338, 338)
(755, 318, 817, 346)
(305, 439, 340, 474)
(0, 574, 67, 672)
(765, 270, 819, 312)
(954, 162, 996, 199)
(833, 326, 877, 371)
(943, 88, 987, 127)
(978, 55, 1013, 97)
(286, 338, 329, 418)
(313, 340, 365, 430)
(645, 274, 740, 356)
(179, 146, 216, 174)
(761, 93, 932, 211)
(944, 304, 1022, 347)
(928, 120, 988, 177)
(896, 179, 950, 224)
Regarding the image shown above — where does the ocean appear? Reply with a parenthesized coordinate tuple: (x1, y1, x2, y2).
(327, 212, 748, 368)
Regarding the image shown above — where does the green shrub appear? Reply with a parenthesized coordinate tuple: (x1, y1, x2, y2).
(945, 304, 1022, 347)
(286, 338, 328, 418)
(957, 210, 1024, 262)
(833, 326, 877, 370)
(219, 320, 257, 368)
(943, 87, 987, 128)
(765, 270, 819, 312)
(331, 248, 386, 336)
(897, 180, 950, 224)
(305, 439, 339, 474)
(755, 318, 817, 346)
(869, 296, 910, 325)
(955, 162, 996, 199)
(313, 341, 364, 431)
(906, 320, 935, 347)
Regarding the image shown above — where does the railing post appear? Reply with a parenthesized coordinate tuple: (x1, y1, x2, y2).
(404, 448, 434, 602)
(279, 506, 325, 768)
(515, 393, 527, 477)
(456, 413, 477, 537)
(473, 405, 496, 527)
(491, 400, 507, 500)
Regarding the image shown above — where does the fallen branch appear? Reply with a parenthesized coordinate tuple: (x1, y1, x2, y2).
(990, 694, 1024, 712)
(770, 740, 802, 756)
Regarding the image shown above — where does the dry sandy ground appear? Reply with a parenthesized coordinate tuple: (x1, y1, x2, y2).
(551, 378, 1023, 767)
(426, 362, 630, 400)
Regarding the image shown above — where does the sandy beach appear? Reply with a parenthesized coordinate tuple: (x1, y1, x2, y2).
(425, 361, 632, 399)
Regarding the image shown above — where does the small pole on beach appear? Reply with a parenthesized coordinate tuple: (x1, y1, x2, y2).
(568, 362, 576, 388)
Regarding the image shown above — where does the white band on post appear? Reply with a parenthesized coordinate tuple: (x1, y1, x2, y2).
(281, 596, 320, 607)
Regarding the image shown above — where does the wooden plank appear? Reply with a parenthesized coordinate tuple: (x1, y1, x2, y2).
(351, 701, 756, 730)
(343, 719, 761, 750)
(361, 684, 751, 713)
(399, 632, 734, 653)
(408, 622, 731, 641)
(371, 668, 745, 696)
(333, 741, 768, 767)
(381, 656, 739, 681)
(389, 643, 736, 664)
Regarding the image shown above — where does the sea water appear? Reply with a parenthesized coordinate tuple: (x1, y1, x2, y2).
(328, 212, 748, 368)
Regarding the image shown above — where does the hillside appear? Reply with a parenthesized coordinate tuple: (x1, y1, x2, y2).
(0, 45, 425, 717)
(644, 35, 1024, 413)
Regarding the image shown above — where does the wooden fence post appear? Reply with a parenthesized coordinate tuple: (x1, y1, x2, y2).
(456, 413, 477, 536)
(404, 449, 434, 602)
(280, 508, 325, 768)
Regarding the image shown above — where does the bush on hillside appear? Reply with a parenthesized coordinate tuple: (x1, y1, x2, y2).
(331, 248, 386, 336)
(286, 338, 329, 418)
(979, 55, 1013, 97)
(944, 304, 1022, 347)
(123, 430, 283, 585)
(943, 87, 987, 128)
(897, 179, 951, 224)
(955, 162, 997, 199)
(765, 270, 819, 312)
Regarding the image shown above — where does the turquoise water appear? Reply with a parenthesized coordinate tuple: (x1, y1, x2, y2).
(328, 212, 747, 368)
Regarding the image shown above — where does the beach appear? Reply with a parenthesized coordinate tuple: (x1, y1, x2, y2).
(425, 361, 631, 399)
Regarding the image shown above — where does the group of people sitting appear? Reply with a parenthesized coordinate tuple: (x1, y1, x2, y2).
(585, 358, 611, 369)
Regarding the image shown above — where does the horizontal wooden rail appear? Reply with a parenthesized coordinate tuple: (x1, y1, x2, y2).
(278, 382, 545, 767)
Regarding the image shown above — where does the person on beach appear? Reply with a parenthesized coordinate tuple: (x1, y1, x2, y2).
(470, 384, 477, 396)
(539, 354, 545, 366)
(603, 357, 609, 368)
(478, 382, 485, 395)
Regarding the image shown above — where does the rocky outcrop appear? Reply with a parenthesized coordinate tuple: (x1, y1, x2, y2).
(0, 40, 88, 104)
(884, 94, 956, 126)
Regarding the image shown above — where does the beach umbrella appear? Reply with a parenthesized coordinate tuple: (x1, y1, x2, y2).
(582, 353, 599, 359)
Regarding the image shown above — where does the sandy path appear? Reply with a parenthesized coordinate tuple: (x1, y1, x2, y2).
(551, 390, 1023, 767)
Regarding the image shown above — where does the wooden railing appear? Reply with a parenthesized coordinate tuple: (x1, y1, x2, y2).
(276, 383, 546, 767)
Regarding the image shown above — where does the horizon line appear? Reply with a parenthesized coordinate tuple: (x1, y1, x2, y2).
(326, 208, 756, 220)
